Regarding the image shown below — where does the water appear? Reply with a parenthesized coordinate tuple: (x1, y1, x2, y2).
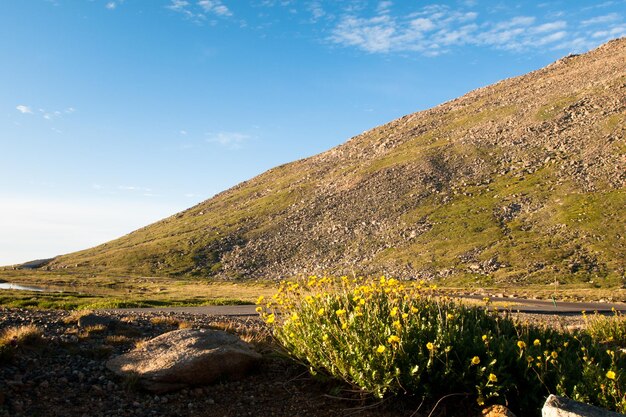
(0, 282, 45, 292)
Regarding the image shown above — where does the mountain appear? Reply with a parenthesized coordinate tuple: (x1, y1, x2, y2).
(42, 38, 625, 287)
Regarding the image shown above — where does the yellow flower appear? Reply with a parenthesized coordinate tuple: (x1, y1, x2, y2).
(265, 314, 275, 324)
(482, 335, 488, 342)
(317, 308, 325, 316)
(447, 313, 454, 320)
(322, 334, 329, 342)
(426, 342, 435, 351)
(517, 341, 526, 349)
(390, 307, 398, 317)
(402, 313, 409, 319)
(377, 345, 386, 353)
(393, 320, 401, 330)
(341, 323, 347, 330)
(256, 295, 265, 305)
(335, 309, 346, 316)
(488, 373, 498, 383)
(255, 306, 263, 313)
(606, 370, 616, 380)
(533, 339, 541, 347)
(388, 335, 401, 344)
(551, 351, 558, 359)
(410, 306, 419, 313)
(359, 298, 366, 305)
(471, 356, 480, 365)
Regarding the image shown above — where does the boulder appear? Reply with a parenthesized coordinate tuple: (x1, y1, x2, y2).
(542, 394, 624, 417)
(78, 314, 113, 328)
(106, 329, 261, 393)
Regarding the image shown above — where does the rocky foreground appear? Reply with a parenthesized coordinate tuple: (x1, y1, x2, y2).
(0, 308, 585, 417)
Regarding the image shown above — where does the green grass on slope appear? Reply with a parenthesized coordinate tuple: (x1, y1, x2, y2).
(373, 166, 625, 287)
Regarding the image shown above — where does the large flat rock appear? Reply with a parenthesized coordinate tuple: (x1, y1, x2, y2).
(106, 328, 262, 393)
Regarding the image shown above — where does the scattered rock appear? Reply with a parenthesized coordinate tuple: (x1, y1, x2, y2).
(78, 314, 113, 328)
(542, 394, 623, 417)
(482, 404, 517, 417)
(106, 329, 262, 393)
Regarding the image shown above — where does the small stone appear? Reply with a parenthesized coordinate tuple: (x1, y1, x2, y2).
(482, 404, 516, 417)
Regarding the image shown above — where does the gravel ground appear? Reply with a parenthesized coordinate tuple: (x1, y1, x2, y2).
(0, 308, 585, 417)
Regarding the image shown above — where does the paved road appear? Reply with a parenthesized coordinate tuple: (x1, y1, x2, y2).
(107, 296, 626, 317)
(459, 295, 626, 314)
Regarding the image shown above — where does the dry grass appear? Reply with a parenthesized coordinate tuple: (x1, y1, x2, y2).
(207, 320, 236, 333)
(0, 325, 43, 346)
(150, 316, 180, 326)
(62, 309, 94, 324)
(134, 339, 149, 350)
(105, 335, 133, 346)
(120, 315, 138, 324)
(177, 321, 193, 329)
(79, 324, 108, 338)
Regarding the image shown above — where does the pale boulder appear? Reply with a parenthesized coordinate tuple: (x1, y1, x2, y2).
(106, 329, 261, 393)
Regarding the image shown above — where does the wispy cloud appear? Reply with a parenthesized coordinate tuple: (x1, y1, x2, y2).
(206, 131, 250, 150)
(581, 13, 620, 26)
(198, 0, 232, 17)
(16, 105, 33, 114)
(167, 0, 232, 21)
(104, 0, 125, 10)
(16, 105, 76, 121)
(328, 3, 625, 55)
(118, 185, 153, 192)
(307, 1, 325, 22)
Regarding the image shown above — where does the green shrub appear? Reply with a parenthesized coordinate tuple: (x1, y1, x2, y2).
(260, 276, 625, 415)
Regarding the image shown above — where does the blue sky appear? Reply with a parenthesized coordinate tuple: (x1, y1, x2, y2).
(1, 0, 624, 265)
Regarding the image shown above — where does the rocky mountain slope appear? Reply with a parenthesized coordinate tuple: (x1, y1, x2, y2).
(42, 38, 625, 286)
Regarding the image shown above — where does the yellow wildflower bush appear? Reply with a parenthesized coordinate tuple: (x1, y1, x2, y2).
(259, 276, 626, 415)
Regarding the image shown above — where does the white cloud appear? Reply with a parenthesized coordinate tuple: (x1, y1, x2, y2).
(19, 106, 76, 121)
(106, 2, 116, 10)
(206, 131, 250, 149)
(16, 105, 32, 114)
(168, 0, 189, 10)
(377, 1, 392, 14)
(167, 0, 232, 21)
(531, 21, 567, 34)
(330, 15, 396, 52)
(118, 185, 153, 192)
(581, 13, 619, 26)
(198, 0, 232, 17)
(328, 3, 622, 55)
(307, 1, 325, 22)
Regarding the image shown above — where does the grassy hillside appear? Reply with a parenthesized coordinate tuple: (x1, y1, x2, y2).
(25, 38, 625, 287)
